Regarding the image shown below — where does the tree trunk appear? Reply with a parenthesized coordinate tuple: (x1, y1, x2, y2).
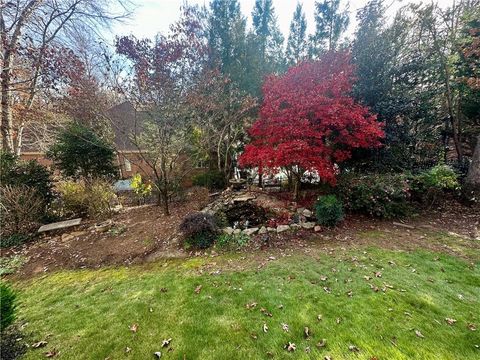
(466, 135, 480, 188)
(1, 65, 14, 153)
(162, 190, 170, 216)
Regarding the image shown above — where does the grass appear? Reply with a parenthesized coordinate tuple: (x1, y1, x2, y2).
(12, 246, 480, 359)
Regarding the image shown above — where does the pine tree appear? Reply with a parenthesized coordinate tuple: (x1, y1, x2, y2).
(309, 0, 349, 57)
(286, 3, 308, 65)
(207, 0, 247, 87)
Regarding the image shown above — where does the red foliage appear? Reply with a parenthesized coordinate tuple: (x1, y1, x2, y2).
(239, 51, 384, 185)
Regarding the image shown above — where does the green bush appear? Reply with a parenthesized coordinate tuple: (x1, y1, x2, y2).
(1, 282, 16, 332)
(216, 233, 249, 249)
(192, 170, 226, 190)
(338, 173, 411, 218)
(411, 165, 459, 204)
(53, 178, 117, 219)
(0, 151, 52, 203)
(179, 212, 218, 249)
(315, 195, 344, 227)
(213, 210, 229, 228)
(47, 123, 118, 179)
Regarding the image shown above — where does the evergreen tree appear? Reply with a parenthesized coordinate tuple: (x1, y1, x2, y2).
(246, 0, 285, 96)
(207, 0, 247, 88)
(286, 3, 308, 65)
(309, 0, 349, 57)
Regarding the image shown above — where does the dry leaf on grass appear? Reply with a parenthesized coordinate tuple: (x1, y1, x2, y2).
(45, 349, 57, 358)
(317, 339, 327, 348)
(445, 318, 457, 325)
(129, 324, 138, 333)
(161, 338, 172, 348)
(415, 330, 425, 338)
(154, 351, 162, 358)
(284, 342, 296, 352)
(348, 345, 360, 352)
(282, 323, 289, 332)
(194, 285, 202, 294)
(32, 341, 48, 348)
(304, 327, 310, 338)
(263, 323, 269, 333)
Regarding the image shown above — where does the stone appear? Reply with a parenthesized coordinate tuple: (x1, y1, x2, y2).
(233, 195, 256, 202)
(70, 231, 87, 237)
(290, 224, 301, 229)
(95, 220, 113, 233)
(223, 227, 234, 235)
(302, 209, 313, 218)
(233, 229, 242, 235)
(38, 218, 82, 233)
(301, 222, 316, 230)
(276, 225, 290, 233)
(296, 207, 305, 214)
(314, 225, 322, 232)
(243, 227, 259, 236)
(258, 226, 267, 234)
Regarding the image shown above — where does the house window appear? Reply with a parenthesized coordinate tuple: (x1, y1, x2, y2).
(124, 158, 132, 172)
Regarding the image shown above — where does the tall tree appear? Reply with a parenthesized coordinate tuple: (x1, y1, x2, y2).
(116, 6, 207, 216)
(0, 0, 130, 155)
(207, 0, 247, 88)
(309, 0, 349, 57)
(286, 3, 308, 65)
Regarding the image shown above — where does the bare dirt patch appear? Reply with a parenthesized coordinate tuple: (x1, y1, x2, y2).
(2, 190, 479, 279)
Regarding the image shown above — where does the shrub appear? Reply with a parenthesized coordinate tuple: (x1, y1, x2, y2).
(131, 173, 152, 203)
(216, 233, 249, 249)
(179, 212, 219, 249)
(411, 165, 459, 204)
(315, 195, 344, 227)
(0, 151, 53, 203)
(53, 178, 117, 219)
(1, 282, 16, 332)
(47, 123, 118, 179)
(192, 170, 226, 190)
(0, 185, 44, 245)
(338, 173, 411, 218)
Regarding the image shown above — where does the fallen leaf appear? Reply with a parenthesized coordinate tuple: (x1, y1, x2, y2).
(445, 318, 457, 325)
(348, 345, 360, 352)
(263, 323, 268, 333)
(305, 346, 311, 353)
(363, 275, 372, 281)
(324, 356, 332, 360)
(278, 304, 284, 309)
(320, 276, 328, 281)
(32, 341, 48, 348)
(161, 338, 172, 348)
(304, 327, 310, 338)
(336, 317, 342, 324)
(154, 351, 162, 358)
(317, 314, 323, 321)
(160, 288, 168, 293)
(246, 302, 257, 310)
(251, 333, 258, 339)
(282, 323, 289, 332)
(260, 308, 273, 317)
(323, 287, 331, 293)
(468, 323, 477, 331)
(45, 349, 57, 358)
(374, 271, 382, 278)
(317, 339, 327, 348)
(129, 324, 138, 333)
(284, 342, 296, 352)
(125, 347, 131, 353)
(347, 290, 353, 297)
(194, 285, 202, 294)
(415, 330, 424, 338)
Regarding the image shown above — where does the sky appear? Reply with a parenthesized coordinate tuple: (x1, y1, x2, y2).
(113, 0, 456, 41)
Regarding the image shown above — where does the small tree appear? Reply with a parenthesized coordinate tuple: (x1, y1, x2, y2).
(239, 51, 384, 199)
(47, 123, 118, 179)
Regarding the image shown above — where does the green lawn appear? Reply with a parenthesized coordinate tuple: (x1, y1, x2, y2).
(14, 247, 480, 359)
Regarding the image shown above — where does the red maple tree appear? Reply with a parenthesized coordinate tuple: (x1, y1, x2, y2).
(239, 51, 384, 193)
